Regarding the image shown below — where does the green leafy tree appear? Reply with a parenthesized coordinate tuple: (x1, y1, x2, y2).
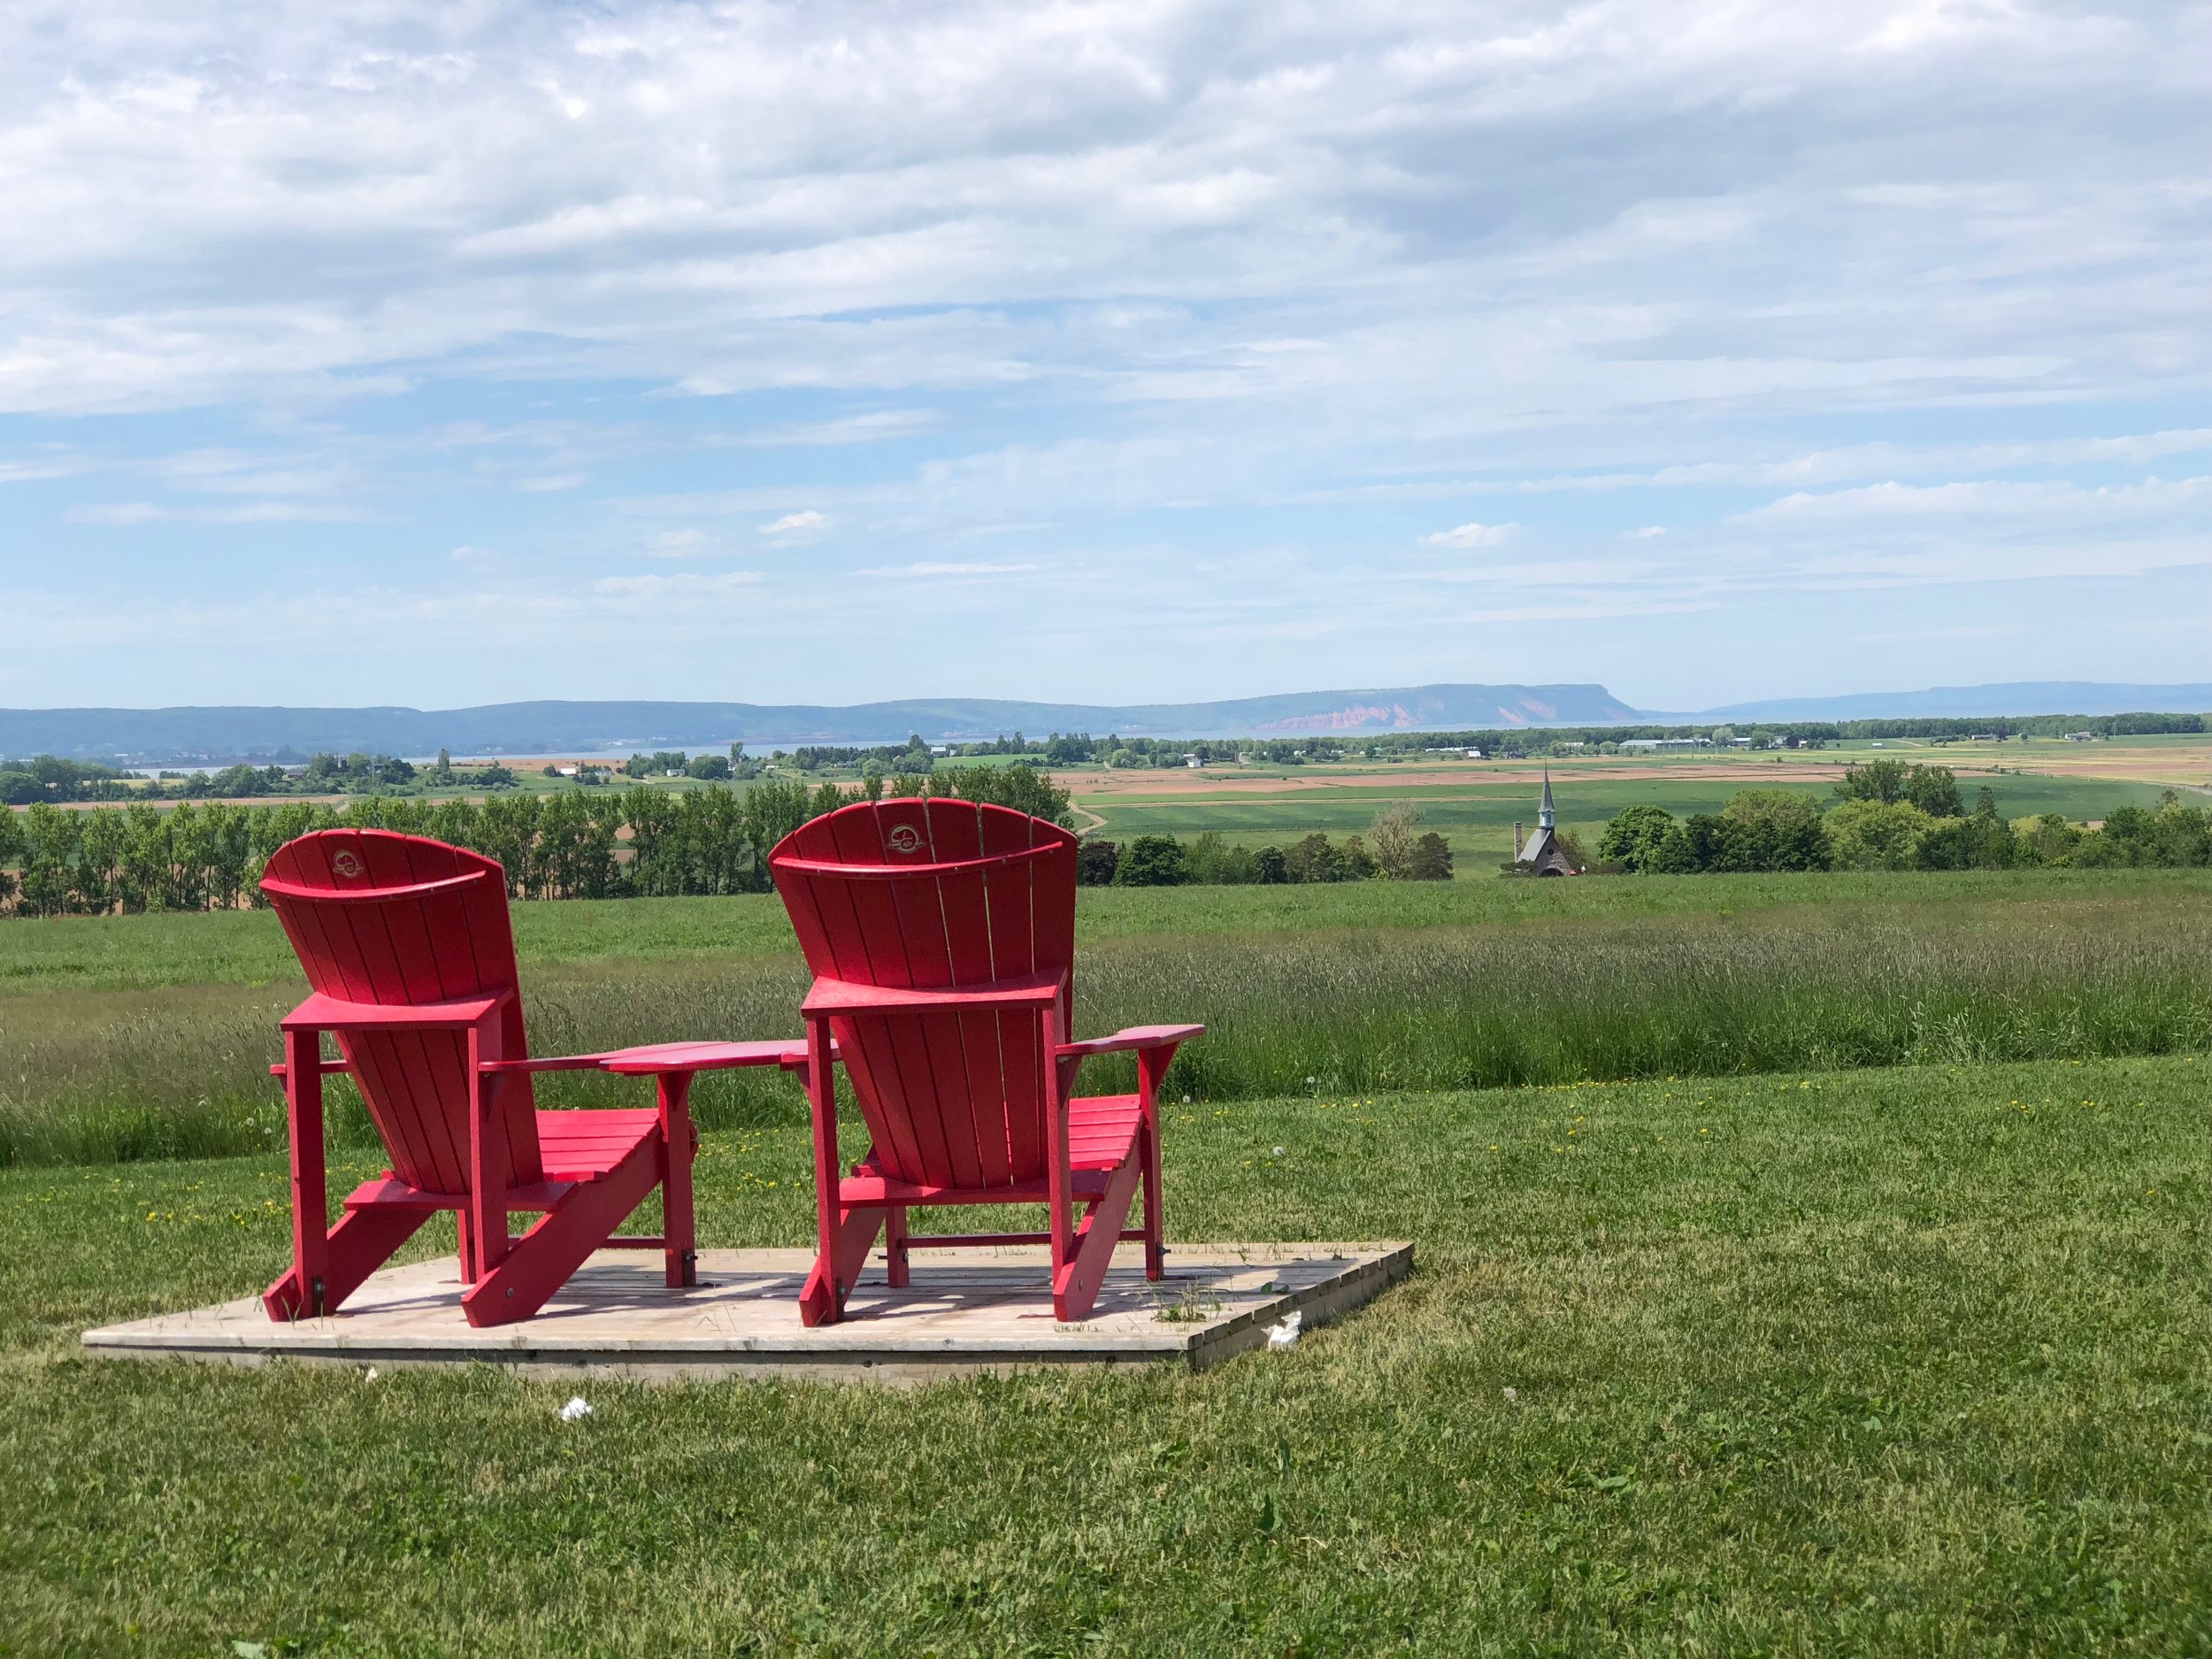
(1405, 831, 1453, 880)
(1284, 832, 1351, 883)
(1113, 835, 1187, 887)
(1184, 831, 1259, 885)
(1903, 765, 1962, 817)
(1834, 758, 1909, 803)
(1597, 804, 1678, 872)
(742, 778, 816, 880)
(1825, 798, 1936, 871)
(932, 763, 1073, 826)
(1076, 839, 1120, 886)
(18, 803, 79, 914)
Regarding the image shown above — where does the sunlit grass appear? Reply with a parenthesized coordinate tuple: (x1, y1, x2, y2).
(3, 1056, 2208, 1655)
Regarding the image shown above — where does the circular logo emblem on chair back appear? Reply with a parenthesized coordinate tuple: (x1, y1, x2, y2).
(331, 849, 365, 879)
(887, 824, 923, 855)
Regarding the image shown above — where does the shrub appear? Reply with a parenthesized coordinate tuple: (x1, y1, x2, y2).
(1077, 840, 1120, 886)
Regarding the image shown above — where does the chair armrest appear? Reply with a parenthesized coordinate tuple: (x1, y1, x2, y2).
(596, 1040, 812, 1077)
(279, 989, 509, 1032)
(480, 1055, 614, 1075)
(1055, 1024, 1206, 1058)
(801, 971, 1062, 1017)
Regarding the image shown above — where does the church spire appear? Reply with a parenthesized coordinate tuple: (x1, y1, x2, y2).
(1539, 764, 1555, 831)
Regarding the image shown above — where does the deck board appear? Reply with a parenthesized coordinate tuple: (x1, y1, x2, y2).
(81, 1242, 1411, 1384)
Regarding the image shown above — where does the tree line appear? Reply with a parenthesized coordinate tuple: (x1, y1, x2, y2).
(0, 764, 1074, 917)
(1595, 762, 2212, 873)
(1078, 807, 1454, 887)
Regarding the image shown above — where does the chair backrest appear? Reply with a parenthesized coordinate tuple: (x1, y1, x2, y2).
(260, 829, 541, 1194)
(770, 798, 1079, 1191)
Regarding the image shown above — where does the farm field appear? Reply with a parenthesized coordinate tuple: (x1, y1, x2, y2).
(1061, 741, 2208, 849)
(4, 1054, 2208, 1655)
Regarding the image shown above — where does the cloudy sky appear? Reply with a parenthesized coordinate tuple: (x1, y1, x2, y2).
(3, 1, 2208, 712)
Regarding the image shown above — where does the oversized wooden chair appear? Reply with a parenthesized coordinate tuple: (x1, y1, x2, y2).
(770, 798, 1202, 1325)
(258, 828, 745, 1328)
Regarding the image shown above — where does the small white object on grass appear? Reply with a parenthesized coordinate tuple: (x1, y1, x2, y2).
(1502, 1386, 1518, 1402)
(1267, 1311, 1302, 1350)
(363, 1367, 378, 1382)
(559, 1395, 593, 1422)
(1272, 1146, 1286, 1157)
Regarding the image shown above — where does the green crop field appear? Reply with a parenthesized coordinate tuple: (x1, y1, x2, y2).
(4, 869, 2211, 1653)
(1075, 771, 2176, 845)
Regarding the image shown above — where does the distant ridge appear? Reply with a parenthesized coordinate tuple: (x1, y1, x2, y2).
(0, 683, 1640, 763)
(1682, 681, 2212, 723)
(12, 680, 2208, 763)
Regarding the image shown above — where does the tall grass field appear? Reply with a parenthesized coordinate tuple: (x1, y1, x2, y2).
(4, 869, 2209, 1165)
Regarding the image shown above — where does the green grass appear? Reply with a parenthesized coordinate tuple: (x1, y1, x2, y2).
(8, 871, 2212, 1165)
(4, 1055, 2208, 1655)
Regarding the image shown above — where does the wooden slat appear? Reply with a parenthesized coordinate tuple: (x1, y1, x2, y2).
(826, 806, 941, 1183)
(879, 804, 985, 1192)
(979, 807, 1053, 1183)
(926, 800, 1015, 1188)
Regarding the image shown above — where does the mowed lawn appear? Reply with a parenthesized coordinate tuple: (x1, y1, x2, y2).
(4, 1054, 2209, 1656)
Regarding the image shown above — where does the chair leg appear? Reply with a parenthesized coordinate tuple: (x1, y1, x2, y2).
(1141, 1120, 1165, 1282)
(658, 1075, 698, 1289)
(265, 1204, 428, 1321)
(884, 1205, 909, 1288)
(800, 1206, 885, 1327)
(1054, 1156, 1142, 1323)
(461, 1137, 659, 1328)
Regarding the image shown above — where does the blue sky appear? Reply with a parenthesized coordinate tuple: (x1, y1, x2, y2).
(3, 1, 2208, 713)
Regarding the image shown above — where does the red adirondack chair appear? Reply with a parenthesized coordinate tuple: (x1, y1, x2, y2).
(770, 798, 1202, 1325)
(259, 828, 740, 1328)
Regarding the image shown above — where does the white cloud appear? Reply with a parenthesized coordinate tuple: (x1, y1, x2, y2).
(1420, 523, 1516, 549)
(1625, 526, 1667, 538)
(1737, 476, 2212, 524)
(758, 510, 831, 542)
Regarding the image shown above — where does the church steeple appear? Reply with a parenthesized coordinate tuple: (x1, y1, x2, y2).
(1539, 764, 1555, 832)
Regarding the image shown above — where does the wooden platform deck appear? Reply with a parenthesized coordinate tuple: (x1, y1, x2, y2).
(81, 1242, 1411, 1384)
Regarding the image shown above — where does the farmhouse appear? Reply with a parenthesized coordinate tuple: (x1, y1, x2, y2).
(1515, 768, 1577, 876)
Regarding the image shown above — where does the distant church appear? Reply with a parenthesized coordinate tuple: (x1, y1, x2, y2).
(1515, 767, 1578, 876)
